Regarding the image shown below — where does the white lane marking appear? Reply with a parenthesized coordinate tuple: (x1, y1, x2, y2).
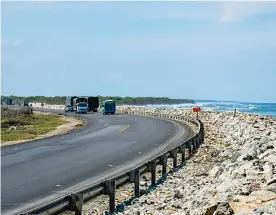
(138, 152, 142, 154)
(56, 184, 61, 187)
(109, 165, 113, 167)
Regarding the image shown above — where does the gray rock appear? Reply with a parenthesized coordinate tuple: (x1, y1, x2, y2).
(171, 201, 182, 209)
(251, 208, 265, 215)
(240, 185, 252, 195)
(213, 202, 234, 215)
(263, 183, 276, 193)
(209, 166, 221, 178)
(239, 152, 256, 161)
(173, 190, 184, 199)
(266, 177, 276, 186)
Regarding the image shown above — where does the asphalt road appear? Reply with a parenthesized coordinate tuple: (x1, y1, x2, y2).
(1, 107, 193, 215)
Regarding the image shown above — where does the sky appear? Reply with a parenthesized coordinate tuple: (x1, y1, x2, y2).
(1, 1, 276, 102)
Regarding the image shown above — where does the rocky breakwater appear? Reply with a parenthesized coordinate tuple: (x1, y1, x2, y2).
(115, 106, 276, 215)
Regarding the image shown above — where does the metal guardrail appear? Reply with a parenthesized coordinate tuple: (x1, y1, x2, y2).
(19, 111, 204, 215)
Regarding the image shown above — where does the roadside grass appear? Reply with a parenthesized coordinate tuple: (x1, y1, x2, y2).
(1, 107, 68, 142)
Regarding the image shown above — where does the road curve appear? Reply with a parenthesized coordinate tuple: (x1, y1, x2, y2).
(1, 108, 194, 215)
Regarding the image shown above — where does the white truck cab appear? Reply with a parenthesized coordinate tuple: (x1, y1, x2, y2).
(76, 102, 88, 114)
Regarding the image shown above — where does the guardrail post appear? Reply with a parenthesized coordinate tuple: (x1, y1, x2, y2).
(200, 129, 204, 144)
(179, 145, 186, 163)
(198, 120, 204, 143)
(69, 193, 83, 215)
(196, 135, 200, 148)
(186, 140, 192, 157)
(130, 170, 140, 197)
(192, 138, 197, 152)
(148, 161, 157, 185)
(160, 155, 168, 176)
(170, 149, 178, 168)
(104, 180, 116, 213)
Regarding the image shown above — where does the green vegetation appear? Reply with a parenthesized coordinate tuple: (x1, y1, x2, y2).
(1, 95, 194, 105)
(1, 107, 67, 142)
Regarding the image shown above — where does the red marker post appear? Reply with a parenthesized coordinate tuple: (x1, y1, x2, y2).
(192, 106, 201, 118)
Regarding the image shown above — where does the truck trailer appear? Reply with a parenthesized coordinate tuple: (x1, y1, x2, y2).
(7, 98, 13, 105)
(66, 96, 78, 107)
(23, 99, 29, 106)
(85, 96, 99, 112)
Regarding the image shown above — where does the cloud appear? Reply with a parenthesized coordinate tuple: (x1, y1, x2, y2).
(125, 2, 276, 24)
(127, 2, 218, 21)
(219, 2, 276, 23)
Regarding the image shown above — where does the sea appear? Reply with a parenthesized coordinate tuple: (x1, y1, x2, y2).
(145, 100, 276, 118)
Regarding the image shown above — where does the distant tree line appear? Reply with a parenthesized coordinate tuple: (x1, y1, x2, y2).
(1, 95, 194, 105)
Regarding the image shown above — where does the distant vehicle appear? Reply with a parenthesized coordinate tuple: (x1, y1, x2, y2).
(73, 97, 88, 113)
(75, 102, 88, 114)
(85, 96, 99, 112)
(23, 99, 29, 106)
(102, 100, 116, 115)
(7, 98, 13, 106)
(64, 105, 74, 112)
(66, 96, 78, 107)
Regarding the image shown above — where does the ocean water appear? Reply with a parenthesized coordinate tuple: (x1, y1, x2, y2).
(145, 100, 276, 117)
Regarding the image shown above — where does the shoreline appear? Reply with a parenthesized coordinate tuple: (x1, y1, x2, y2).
(116, 107, 276, 215)
(1, 112, 84, 147)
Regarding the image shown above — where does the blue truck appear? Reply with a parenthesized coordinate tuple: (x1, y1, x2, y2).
(102, 100, 116, 115)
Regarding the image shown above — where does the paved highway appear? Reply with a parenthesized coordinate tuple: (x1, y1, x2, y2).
(1, 108, 193, 215)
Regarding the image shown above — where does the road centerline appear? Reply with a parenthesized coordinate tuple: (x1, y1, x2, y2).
(117, 124, 130, 134)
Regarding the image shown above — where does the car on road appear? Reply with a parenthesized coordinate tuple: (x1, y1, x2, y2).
(64, 105, 74, 112)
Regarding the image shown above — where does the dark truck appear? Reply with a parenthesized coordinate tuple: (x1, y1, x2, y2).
(7, 98, 13, 105)
(66, 96, 78, 107)
(23, 99, 29, 106)
(65, 96, 78, 112)
(85, 96, 99, 112)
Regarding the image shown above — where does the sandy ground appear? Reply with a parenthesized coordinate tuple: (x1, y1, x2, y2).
(1, 112, 85, 147)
